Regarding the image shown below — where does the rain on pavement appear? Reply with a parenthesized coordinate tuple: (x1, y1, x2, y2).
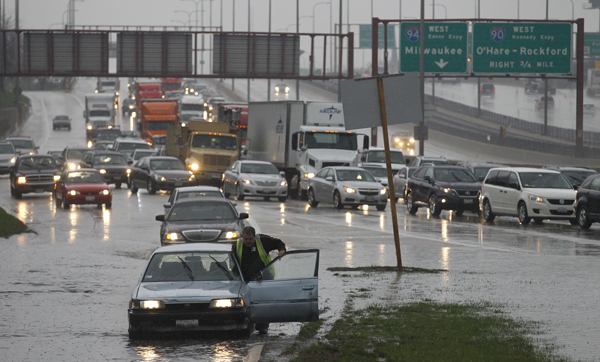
(1, 79, 599, 362)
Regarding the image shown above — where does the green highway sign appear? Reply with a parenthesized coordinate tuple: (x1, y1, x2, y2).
(359, 24, 396, 49)
(472, 23, 572, 74)
(584, 33, 600, 56)
(399, 22, 468, 73)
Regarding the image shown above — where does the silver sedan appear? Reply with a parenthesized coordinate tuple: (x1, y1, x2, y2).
(222, 160, 288, 202)
(307, 166, 388, 210)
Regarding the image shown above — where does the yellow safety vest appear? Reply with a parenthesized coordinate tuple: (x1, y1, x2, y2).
(236, 235, 272, 266)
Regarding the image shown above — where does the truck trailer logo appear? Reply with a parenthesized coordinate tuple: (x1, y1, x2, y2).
(319, 106, 342, 121)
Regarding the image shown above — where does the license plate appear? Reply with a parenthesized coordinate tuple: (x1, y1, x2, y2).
(263, 189, 272, 194)
(557, 207, 567, 213)
(464, 199, 473, 204)
(35, 189, 44, 193)
(176, 319, 199, 327)
(114, 176, 121, 180)
(85, 196, 95, 201)
(211, 173, 221, 179)
(366, 196, 374, 202)
(174, 182, 183, 187)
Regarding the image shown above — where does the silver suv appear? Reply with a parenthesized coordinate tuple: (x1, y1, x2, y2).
(480, 167, 577, 225)
(411, 155, 449, 167)
(5, 136, 39, 155)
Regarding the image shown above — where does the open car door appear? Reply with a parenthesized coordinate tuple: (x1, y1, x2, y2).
(248, 249, 319, 323)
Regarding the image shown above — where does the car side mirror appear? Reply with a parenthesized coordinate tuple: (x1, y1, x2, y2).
(325, 176, 334, 182)
(423, 175, 431, 183)
(128, 160, 133, 165)
(239, 212, 249, 219)
(155, 215, 165, 222)
(162, 203, 171, 209)
(279, 171, 286, 178)
(254, 270, 264, 282)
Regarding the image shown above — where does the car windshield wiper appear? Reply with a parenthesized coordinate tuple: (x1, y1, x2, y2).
(177, 256, 194, 281)
(209, 255, 233, 281)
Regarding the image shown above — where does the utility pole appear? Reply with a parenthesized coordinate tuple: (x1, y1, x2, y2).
(267, 0, 271, 101)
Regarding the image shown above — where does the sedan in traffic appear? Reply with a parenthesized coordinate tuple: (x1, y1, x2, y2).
(80, 151, 131, 189)
(307, 166, 388, 210)
(129, 156, 196, 194)
(155, 197, 249, 245)
(163, 185, 225, 215)
(127, 243, 319, 338)
(222, 160, 288, 202)
(53, 168, 112, 209)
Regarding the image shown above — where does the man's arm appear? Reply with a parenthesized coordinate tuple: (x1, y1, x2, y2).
(259, 234, 286, 257)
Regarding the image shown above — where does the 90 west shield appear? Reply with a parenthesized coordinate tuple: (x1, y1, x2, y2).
(400, 22, 468, 73)
(472, 23, 572, 74)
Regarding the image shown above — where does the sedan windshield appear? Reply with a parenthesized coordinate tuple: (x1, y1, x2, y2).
(94, 154, 128, 165)
(9, 140, 34, 149)
(0, 144, 15, 154)
(561, 170, 596, 186)
(240, 163, 279, 174)
(168, 202, 236, 221)
(18, 157, 56, 169)
(336, 170, 376, 182)
(362, 167, 388, 178)
(367, 151, 405, 164)
(66, 171, 105, 183)
(143, 252, 240, 282)
(434, 168, 478, 182)
(519, 172, 573, 189)
(177, 191, 223, 200)
(150, 159, 186, 170)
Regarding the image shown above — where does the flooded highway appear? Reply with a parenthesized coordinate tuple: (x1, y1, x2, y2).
(1, 80, 600, 361)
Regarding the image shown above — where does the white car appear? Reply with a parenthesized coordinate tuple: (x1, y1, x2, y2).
(392, 166, 417, 202)
(307, 166, 388, 210)
(480, 167, 577, 225)
(222, 160, 288, 202)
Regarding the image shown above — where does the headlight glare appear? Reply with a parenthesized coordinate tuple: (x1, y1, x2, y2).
(280, 180, 287, 186)
(17, 176, 26, 183)
(53, 175, 61, 181)
(102, 189, 110, 195)
(224, 231, 238, 239)
(380, 188, 387, 194)
(190, 163, 199, 171)
(70, 190, 79, 195)
(304, 172, 315, 179)
(344, 187, 356, 193)
(165, 232, 182, 241)
(99, 169, 106, 174)
(209, 298, 244, 308)
(140, 300, 165, 309)
(529, 195, 544, 202)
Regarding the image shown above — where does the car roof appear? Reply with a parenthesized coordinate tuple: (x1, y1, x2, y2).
(17, 154, 53, 159)
(114, 137, 147, 143)
(328, 166, 371, 171)
(175, 186, 222, 193)
(153, 242, 232, 254)
(366, 148, 403, 153)
(6, 136, 31, 140)
(141, 156, 180, 161)
(543, 166, 596, 172)
(91, 151, 124, 156)
(490, 167, 561, 173)
(172, 197, 233, 205)
(238, 160, 274, 165)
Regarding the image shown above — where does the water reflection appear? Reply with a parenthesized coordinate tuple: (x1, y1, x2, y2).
(280, 204, 285, 213)
(17, 202, 28, 222)
(379, 244, 386, 265)
(440, 247, 450, 270)
(135, 346, 160, 360)
(345, 241, 354, 267)
(379, 214, 385, 230)
(345, 212, 352, 226)
(441, 219, 449, 242)
(478, 224, 484, 243)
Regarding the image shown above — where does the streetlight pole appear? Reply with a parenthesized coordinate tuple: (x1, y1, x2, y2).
(296, 0, 300, 101)
(174, 10, 193, 28)
(232, 0, 235, 91)
(312, 2, 330, 33)
(247, 0, 250, 102)
(267, 0, 271, 101)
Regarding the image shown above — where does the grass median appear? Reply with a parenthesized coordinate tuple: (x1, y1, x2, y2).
(285, 266, 575, 362)
(0, 206, 32, 238)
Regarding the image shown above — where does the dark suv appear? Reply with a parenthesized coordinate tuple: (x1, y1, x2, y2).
(10, 155, 61, 199)
(574, 174, 600, 229)
(542, 166, 597, 188)
(411, 155, 449, 167)
(405, 165, 481, 216)
(480, 84, 495, 97)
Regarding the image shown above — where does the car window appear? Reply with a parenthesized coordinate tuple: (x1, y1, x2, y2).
(9, 139, 34, 148)
(66, 149, 87, 160)
(507, 172, 519, 188)
(590, 178, 600, 191)
(496, 171, 510, 187)
(424, 167, 434, 179)
(240, 163, 278, 174)
(150, 159, 186, 170)
(177, 191, 222, 200)
(473, 167, 493, 180)
(335, 170, 376, 182)
(94, 154, 128, 165)
(260, 250, 319, 281)
(412, 167, 425, 179)
(168, 202, 236, 221)
(315, 168, 328, 178)
(561, 170, 597, 186)
(581, 178, 593, 190)
(434, 168, 478, 182)
(0, 143, 15, 153)
(397, 169, 406, 178)
(362, 167, 387, 178)
(485, 170, 499, 185)
(66, 171, 105, 183)
(518, 172, 572, 189)
(18, 157, 56, 168)
(143, 251, 241, 282)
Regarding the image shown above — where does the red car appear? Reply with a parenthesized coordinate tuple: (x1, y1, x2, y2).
(54, 168, 112, 209)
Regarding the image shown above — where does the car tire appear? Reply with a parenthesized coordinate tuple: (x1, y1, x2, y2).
(146, 179, 156, 195)
(533, 218, 544, 224)
(68, 126, 71, 131)
(454, 209, 464, 217)
(376, 204, 386, 211)
(223, 185, 231, 199)
(300, 189, 308, 201)
(130, 178, 138, 193)
(237, 184, 245, 201)
(577, 206, 592, 229)
(406, 193, 418, 214)
(54, 192, 61, 207)
(428, 195, 442, 217)
(278, 196, 287, 202)
(263, 197, 270, 201)
(62, 198, 70, 209)
(115, 183, 122, 189)
(13, 186, 22, 199)
(569, 219, 577, 226)
(105, 203, 112, 209)
(517, 202, 531, 225)
(238, 322, 255, 338)
(483, 199, 495, 221)
(333, 191, 344, 209)
(308, 189, 319, 207)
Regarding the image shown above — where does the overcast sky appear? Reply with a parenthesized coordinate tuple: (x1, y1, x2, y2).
(3, 0, 599, 32)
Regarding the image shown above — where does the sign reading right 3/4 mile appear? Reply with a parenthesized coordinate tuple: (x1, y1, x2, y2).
(472, 23, 572, 74)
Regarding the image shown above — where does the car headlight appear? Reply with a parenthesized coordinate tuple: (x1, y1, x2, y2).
(70, 190, 80, 195)
(87, 125, 93, 130)
(280, 180, 288, 186)
(303, 172, 315, 179)
(189, 175, 195, 181)
(344, 187, 356, 193)
(87, 141, 93, 148)
(10, 157, 16, 164)
(17, 176, 26, 184)
(127, 169, 131, 174)
(285, 87, 290, 93)
(165, 232, 183, 241)
(53, 175, 61, 181)
(101, 189, 110, 195)
(209, 298, 244, 308)
(242, 179, 253, 185)
(275, 87, 280, 92)
(440, 187, 451, 193)
(68, 163, 79, 170)
(128, 105, 134, 109)
(99, 169, 106, 174)
(154, 175, 166, 181)
(224, 231, 239, 239)
(528, 195, 544, 202)
(380, 188, 387, 195)
(189, 163, 199, 171)
(140, 300, 165, 309)
(29, 151, 35, 155)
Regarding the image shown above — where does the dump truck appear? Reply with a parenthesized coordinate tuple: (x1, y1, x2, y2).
(139, 99, 179, 146)
(166, 121, 242, 184)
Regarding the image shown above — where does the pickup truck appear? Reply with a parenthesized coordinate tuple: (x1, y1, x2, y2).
(52, 115, 72, 130)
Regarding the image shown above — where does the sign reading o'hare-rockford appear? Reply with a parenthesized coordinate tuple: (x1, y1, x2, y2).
(472, 22, 572, 74)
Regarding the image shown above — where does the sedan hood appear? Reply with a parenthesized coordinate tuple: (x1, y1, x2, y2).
(166, 220, 239, 234)
(340, 180, 385, 190)
(151, 170, 192, 179)
(136, 280, 242, 302)
(434, 181, 481, 191)
(524, 188, 576, 199)
(241, 173, 284, 183)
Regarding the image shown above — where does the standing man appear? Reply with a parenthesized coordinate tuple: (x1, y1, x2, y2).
(233, 226, 286, 334)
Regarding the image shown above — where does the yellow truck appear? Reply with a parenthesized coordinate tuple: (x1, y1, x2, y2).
(166, 121, 242, 184)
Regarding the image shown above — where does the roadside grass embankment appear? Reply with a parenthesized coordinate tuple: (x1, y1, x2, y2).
(0, 206, 33, 238)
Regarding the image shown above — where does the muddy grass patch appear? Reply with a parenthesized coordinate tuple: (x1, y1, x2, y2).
(0, 207, 33, 238)
(289, 301, 575, 362)
(328, 265, 446, 275)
